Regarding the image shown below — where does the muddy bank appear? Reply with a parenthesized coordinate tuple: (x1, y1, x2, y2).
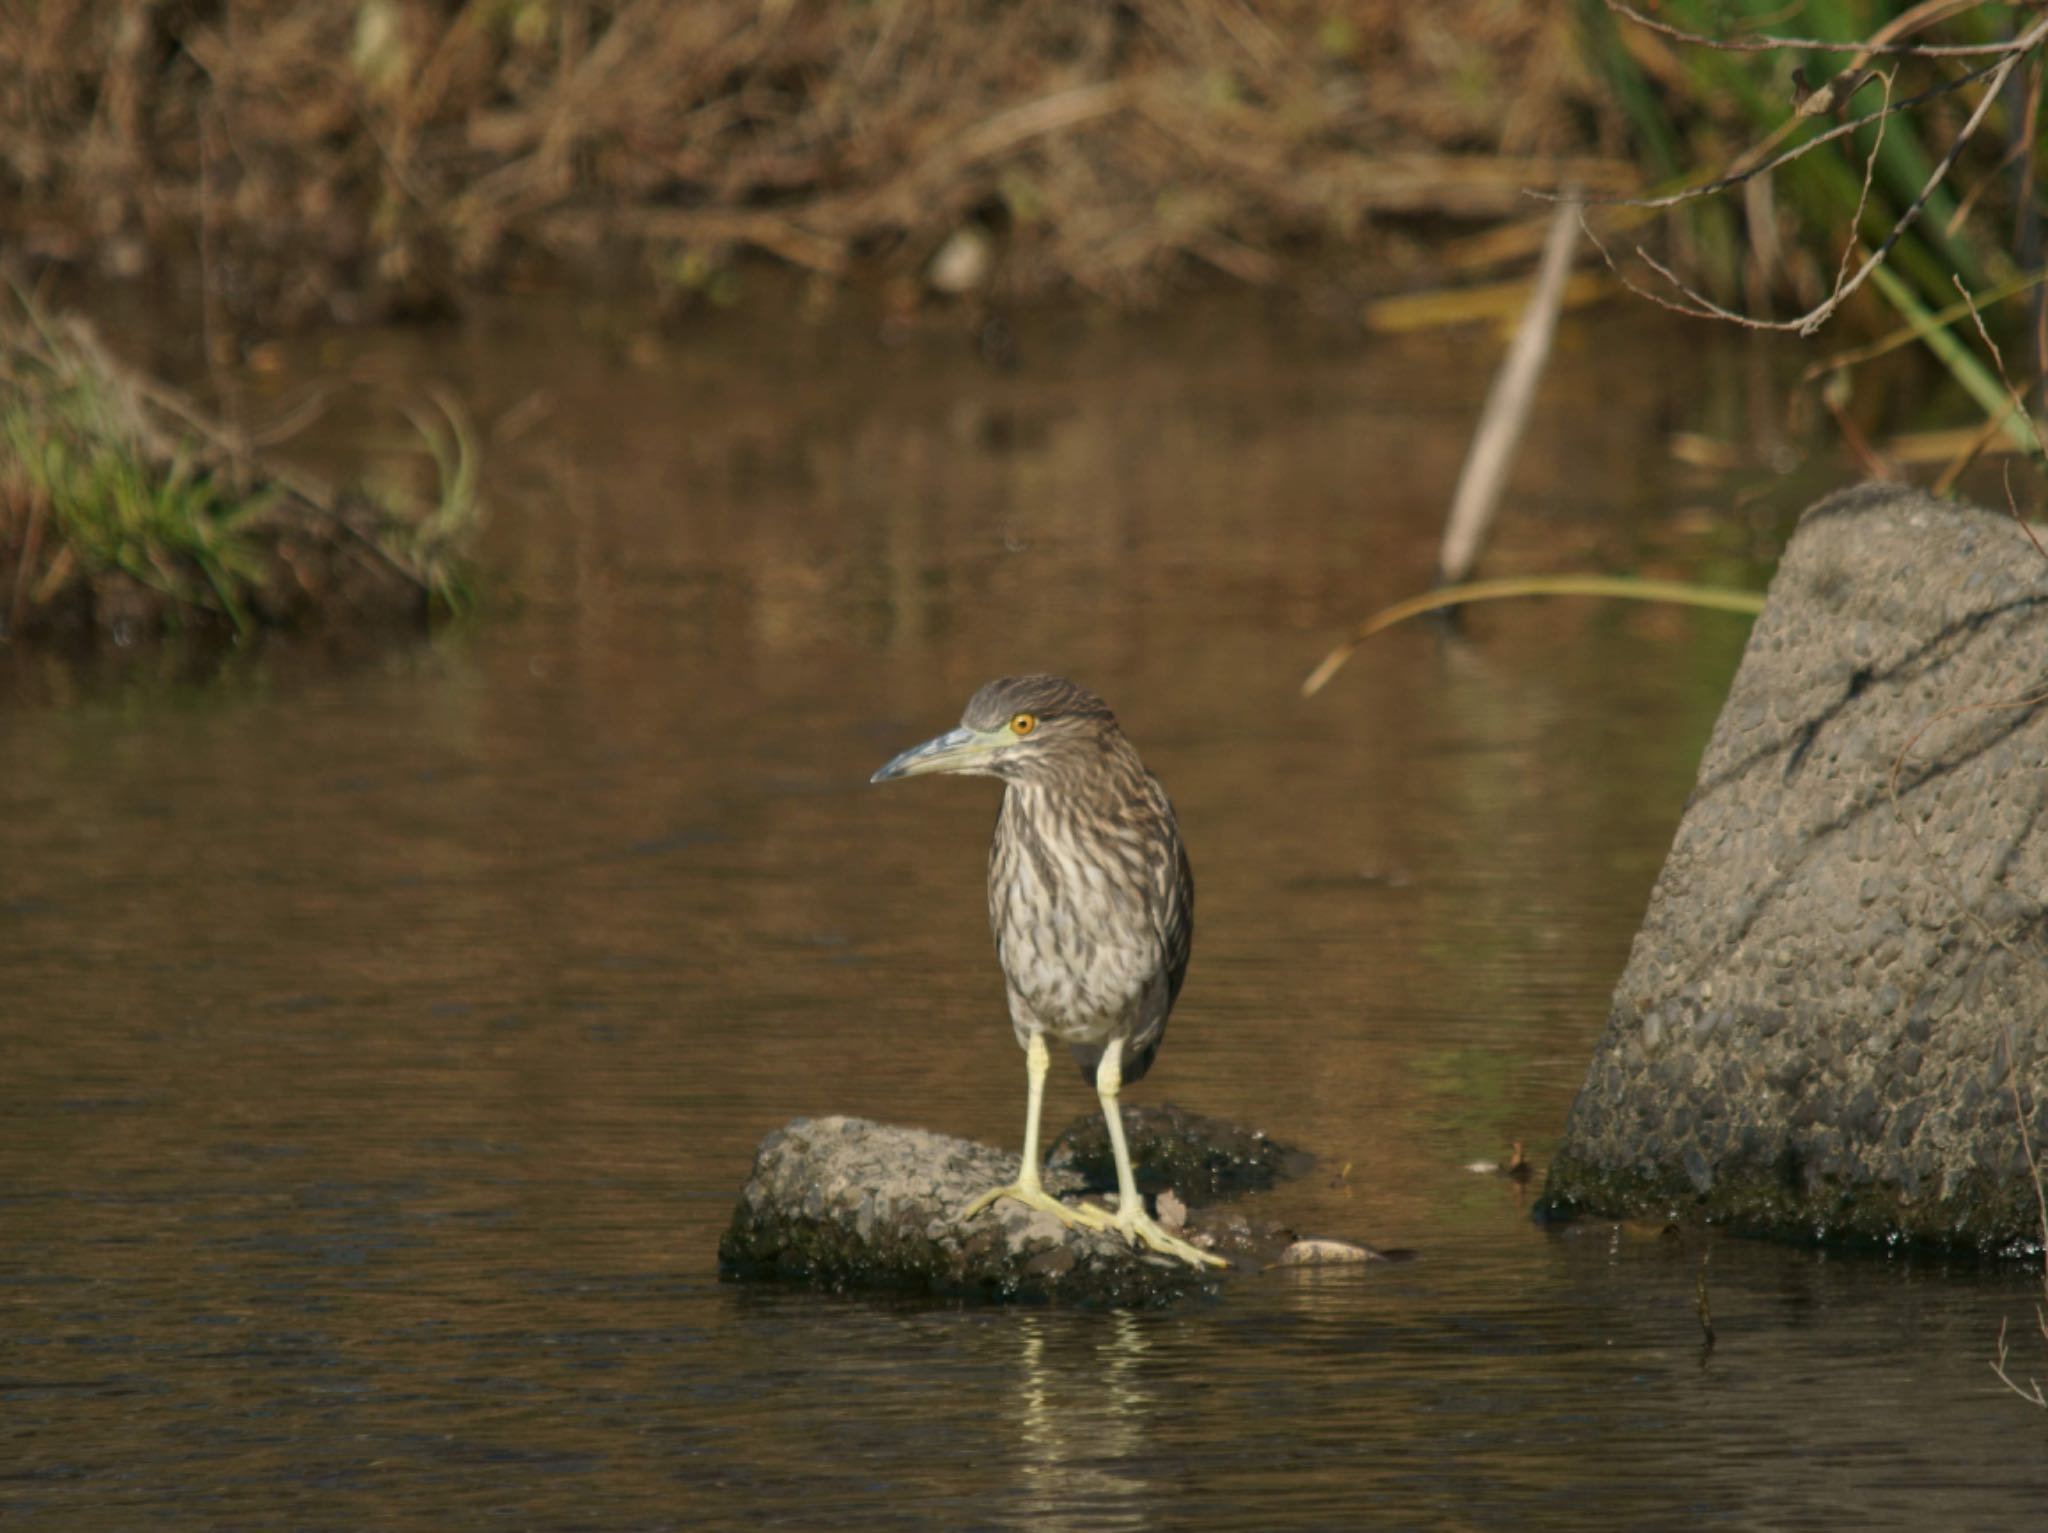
(3, 3, 1624, 330)
(1540, 485, 2048, 1252)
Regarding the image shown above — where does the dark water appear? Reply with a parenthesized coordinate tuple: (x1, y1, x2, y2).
(4, 296, 2044, 1529)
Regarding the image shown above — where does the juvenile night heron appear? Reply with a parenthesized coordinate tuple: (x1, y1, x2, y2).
(872, 675, 1224, 1269)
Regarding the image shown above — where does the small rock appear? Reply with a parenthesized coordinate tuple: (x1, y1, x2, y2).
(720, 1115, 1227, 1307)
(927, 228, 993, 295)
(1274, 1238, 1377, 1267)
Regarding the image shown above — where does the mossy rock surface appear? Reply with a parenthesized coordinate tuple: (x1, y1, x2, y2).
(1539, 484, 2048, 1253)
(719, 1116, 1286, 1307)
(1046, 1102, 1314, 1206)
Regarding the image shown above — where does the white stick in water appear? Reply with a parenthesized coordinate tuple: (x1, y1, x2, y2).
(1437, 195, 1583, 586)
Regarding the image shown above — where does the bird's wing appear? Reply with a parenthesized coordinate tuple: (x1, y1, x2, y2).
(1145, 773, 1195, 1010)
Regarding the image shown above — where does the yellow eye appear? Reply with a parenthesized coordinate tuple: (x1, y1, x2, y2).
(1009, 712, 1037, 736)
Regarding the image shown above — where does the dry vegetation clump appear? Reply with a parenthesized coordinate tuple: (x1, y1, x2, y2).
(0, 294, 475, 643)
(0, 2, 1632, 326)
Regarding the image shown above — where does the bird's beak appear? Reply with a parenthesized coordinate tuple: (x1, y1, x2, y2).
(870, 724, 1000, 783)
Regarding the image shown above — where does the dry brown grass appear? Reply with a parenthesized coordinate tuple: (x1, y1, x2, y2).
(0, 2, 1633, 324)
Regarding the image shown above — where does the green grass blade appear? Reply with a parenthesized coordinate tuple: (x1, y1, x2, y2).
(1301, 574, 1768, 697)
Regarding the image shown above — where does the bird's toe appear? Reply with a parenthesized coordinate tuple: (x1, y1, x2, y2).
(960, 1182, 1116, 1234)
(1116, 1211, 1228, 1269)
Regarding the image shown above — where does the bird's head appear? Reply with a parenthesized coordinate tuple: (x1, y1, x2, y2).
(870, 674, 1120, 787)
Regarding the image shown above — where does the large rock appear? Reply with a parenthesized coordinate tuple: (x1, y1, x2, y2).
(1540, 484, 2048, 1250)
(718, 1116, 1241, 1306)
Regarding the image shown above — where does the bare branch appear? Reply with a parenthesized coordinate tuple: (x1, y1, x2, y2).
(1931, 397, 2020, 495)
(1606, 0, 2028, 59)
(1804, 43, 2037, 333)
(1804, 268, 2048, 380)
(1542, 57, 2003, 214)
(2004, 1027, 2048, 1281)
(1832, 70, 1896, 302)
(1949, 274, 2048, 460)
(1937, 279, 2048, 518)
(1568, 6, 2048, 334)
(1575, 209, 1752, 325)
(1991, 1315, 2048, 1408)
(1627, 241, 1781, 327)
(1989, 1025, 2048, 1409)
(1592, 39, 2031, 336)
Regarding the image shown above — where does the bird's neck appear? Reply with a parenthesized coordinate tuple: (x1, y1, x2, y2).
(1004, 748, 1152, 844)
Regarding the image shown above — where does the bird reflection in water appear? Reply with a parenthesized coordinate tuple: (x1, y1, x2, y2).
(1004, 1310, 1156, 1532)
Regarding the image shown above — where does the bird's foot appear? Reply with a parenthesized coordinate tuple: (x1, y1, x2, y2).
(1109, 1204, 1229, 1269)
(961, 1181, 1117, 1234)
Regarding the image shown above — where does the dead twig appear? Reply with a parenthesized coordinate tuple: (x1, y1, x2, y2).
(1992, 1315, 2047, 1407)
(1605, 0, 2020, 60)
(1820, 371, 1900, 481)
(1696, 1245, 1717, 1354)
(1945, 278, 2048, 534)
(1989, 1025, 2048, 1409)
(1804, 268, 2048, 382)
(1571, 5, 2048, 342)
(1550, 58, 1983, 216)
(1931, 396, 2021, 496)
(1582, 31, 2034, 336)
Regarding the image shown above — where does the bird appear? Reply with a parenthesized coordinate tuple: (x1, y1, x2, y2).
(871, 674, 1224, 1269)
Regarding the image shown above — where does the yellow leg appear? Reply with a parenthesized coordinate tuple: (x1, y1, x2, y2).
(963, 1033, 1115, 1232)
(1096, 1039, 1227, 1269)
